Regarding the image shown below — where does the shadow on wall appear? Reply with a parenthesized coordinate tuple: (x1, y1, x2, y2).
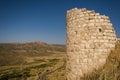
(80, 41, 120, 80)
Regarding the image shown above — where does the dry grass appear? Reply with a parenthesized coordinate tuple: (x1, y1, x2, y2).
(0, 42, 66, 80)
(0, 53, 66, 80)
(46, 66, 66, 80)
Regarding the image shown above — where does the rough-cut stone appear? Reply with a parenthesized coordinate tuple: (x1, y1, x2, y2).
(66, 8, 117, 80)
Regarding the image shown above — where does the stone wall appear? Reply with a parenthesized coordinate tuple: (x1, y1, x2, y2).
(66, 8, 117, 80)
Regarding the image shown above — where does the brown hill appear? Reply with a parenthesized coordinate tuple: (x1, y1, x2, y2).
(0, 41, 66, 66)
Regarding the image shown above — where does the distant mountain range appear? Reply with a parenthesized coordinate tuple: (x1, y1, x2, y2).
(0, 41, 66, 66)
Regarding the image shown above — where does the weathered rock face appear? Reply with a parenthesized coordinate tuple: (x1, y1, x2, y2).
(66, 8, 117, 80)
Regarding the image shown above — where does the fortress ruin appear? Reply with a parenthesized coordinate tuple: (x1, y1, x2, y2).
(66, 8, 117, 80)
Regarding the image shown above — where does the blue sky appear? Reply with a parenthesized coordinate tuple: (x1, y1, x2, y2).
(0, 0, 120, 44)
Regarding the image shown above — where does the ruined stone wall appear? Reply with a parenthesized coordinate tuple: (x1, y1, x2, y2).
(66, 8, 117, 80)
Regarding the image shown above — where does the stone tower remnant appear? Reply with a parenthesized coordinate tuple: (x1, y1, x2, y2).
(66, 8, 117, 80)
